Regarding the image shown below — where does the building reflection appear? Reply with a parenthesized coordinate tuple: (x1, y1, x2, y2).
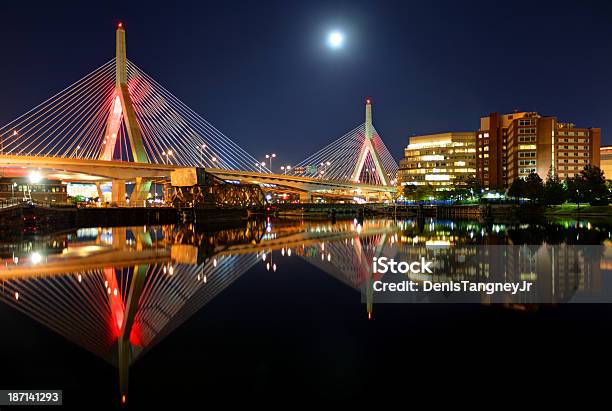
(0, 217, 611, 403)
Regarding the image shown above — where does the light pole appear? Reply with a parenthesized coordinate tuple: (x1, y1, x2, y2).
(75, 145, 80, 158)
(280, 165, 291, 175)
(319, 161, 331, 178)
(2, 130, 17, 155)
(162, 149, 173, 165)
(265, 153, 276, 172)
(199, 143, 206, 165)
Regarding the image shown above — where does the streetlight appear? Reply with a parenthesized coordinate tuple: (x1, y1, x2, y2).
(2, 130, 17, 155)
(319, 161, 331, 178)
(280, 165, 292, 175)
(199, 143, 206, 165)
(75, 145, 80, 158)
(162, 150, 174, 165)
(265, 153, 276, 172)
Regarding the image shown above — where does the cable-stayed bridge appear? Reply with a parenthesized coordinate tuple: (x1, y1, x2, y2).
(0, 24, 398, 203)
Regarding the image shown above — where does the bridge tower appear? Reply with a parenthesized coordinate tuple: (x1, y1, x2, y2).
(350, 98, 390, 186)
(99, 23, 151, 204)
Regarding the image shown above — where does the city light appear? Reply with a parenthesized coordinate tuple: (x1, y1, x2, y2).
(28, 170, 43, 184)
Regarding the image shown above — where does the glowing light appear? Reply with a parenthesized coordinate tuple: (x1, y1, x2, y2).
(14, 292, 19, 301)
(28, 171, 43, 184)
(30, 252, 42, 264)
(328, 31, 344, 48)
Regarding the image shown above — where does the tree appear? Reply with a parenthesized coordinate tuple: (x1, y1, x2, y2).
(507, 178, 525, 202)
(416, 183, 435, 202)
(580, 165, 609, 206)
(543, 168, 566, 205)
(524, 172, 544, 203)
(402, 184, 419, 202)
(566, 176, 586, 208)
(465, 175, 483, 200)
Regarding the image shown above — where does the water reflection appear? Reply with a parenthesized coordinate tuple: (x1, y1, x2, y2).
(0, 217, 611, 403)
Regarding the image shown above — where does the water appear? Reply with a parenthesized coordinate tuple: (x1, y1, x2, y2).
(1, 216, 612, 407)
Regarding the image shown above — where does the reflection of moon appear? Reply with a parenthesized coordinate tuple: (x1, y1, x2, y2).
(328, 31, 344, 48)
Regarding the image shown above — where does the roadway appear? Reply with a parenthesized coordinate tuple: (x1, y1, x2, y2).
(0, 154, 396, 197)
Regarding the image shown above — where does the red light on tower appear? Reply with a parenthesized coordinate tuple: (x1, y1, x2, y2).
(117, 22, 123, 29)
(365, 97, 372, 105)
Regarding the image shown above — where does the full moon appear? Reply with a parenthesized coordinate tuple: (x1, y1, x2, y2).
(328, 31, 344, 48)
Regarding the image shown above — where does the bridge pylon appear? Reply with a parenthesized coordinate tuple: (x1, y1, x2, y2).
(100, 23, 149, 164)
(350, 98, 390, 186)
(98, 23, 151, 204)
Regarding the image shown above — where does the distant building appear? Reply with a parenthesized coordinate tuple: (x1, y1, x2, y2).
(0, 177, 67, 203)
(398, 112, 601, 190)
(477, 112, 600, 189)
(600, 146, 612, 179)
(398, 132, 477, 190)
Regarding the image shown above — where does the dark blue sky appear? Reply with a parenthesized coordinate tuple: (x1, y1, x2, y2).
(2, 0, 612, 164)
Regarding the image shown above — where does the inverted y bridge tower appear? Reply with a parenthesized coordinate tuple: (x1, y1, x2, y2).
(100, 22, 148, 163)
(100, 23, 151, 204)
(351, 98, 390, 186)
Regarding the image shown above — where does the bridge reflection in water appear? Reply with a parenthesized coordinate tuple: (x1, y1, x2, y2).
(0, 217, 611, 404)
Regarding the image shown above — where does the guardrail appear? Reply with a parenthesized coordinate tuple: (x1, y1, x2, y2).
(0, 198, 23, 209)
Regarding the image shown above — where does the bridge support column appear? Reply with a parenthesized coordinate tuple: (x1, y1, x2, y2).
(299, 192, 312, 203)
(95, 182, 105, 202)
(112, 179, 126, 205)
(130, 177, 152, 207)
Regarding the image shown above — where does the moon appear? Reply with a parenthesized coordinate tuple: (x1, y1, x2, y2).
(328, 31, 344, 49)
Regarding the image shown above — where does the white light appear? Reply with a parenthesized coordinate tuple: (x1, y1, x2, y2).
(328, 31, 344, 48)
(30, 252, 42, 265)
(28, 171, 43, 184)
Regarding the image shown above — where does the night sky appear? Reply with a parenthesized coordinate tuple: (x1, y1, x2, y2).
(1, 0, 612, 166)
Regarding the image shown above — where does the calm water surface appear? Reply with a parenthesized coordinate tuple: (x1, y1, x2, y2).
(1, 217, 612, 407)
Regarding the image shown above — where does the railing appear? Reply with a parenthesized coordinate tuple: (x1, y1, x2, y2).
(0, 198, 23, 209)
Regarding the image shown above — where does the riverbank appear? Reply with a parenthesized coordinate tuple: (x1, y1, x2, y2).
(544, 204, 612, 217)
